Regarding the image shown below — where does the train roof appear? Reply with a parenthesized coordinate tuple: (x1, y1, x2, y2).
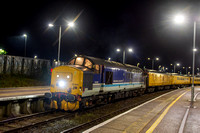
(68, 55, 143, 72)
(145, 69, 191, 77)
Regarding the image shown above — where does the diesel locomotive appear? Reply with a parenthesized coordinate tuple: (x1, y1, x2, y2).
(46, 55, 199, 111)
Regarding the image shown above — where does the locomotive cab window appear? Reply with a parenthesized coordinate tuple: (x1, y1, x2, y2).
(68, 59, 75, 65)
(105, 71, 113, 84)
(84, 59, 93, 69)
(94, 64, 100, 74)
(75, 57, 84, 65)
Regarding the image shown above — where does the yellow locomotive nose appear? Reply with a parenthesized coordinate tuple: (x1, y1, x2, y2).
(50, 66, 83, 111)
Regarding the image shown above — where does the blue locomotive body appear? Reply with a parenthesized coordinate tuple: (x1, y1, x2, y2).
(67, 55, 145, 98)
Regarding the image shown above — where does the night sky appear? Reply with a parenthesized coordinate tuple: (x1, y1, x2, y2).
(1, 0, 200, 72)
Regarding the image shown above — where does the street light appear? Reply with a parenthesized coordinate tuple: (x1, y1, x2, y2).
(116, 48, 133, 64)
(48, 22, 75, 62)
(68, 22, 74, 27)
(174, 14, 185, 24)
(128, 48, 133, 52)
(23, 34, 27, 57)
(148, 57, 159, 70)
(173, 14, 197, 106)
(48, 23, 54, 27)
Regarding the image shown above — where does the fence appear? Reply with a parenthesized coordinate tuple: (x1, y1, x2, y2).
(0, 55, 67, 76)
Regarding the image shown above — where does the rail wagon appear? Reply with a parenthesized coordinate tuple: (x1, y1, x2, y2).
(172, 74, 190, 87)
(146, 70, 172, 92)
(193, 76, 200, 85)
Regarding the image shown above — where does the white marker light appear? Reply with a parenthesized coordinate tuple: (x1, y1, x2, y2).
(57, 75, 59, 78)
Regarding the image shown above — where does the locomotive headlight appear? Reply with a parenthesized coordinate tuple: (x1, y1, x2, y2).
(58, 80, 66, 87)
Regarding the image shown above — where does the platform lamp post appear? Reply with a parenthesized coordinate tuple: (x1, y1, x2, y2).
(188, 66, 191, 74)
(182, 67, 188, 75)
(116, 48, 133, 64)
(170, 64, 173, 72)
(48, 22, 75, 62)
(23, 34, 27, 57)
(174, 63, 180, 73)
(148, 57, 159, 70)
(174, 14, 197, 106)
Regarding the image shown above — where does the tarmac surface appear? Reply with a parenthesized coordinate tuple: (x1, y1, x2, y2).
(83, 86, 200, 133)
(0, 86, 50, 101)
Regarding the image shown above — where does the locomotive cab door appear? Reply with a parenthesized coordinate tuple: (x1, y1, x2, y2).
(83, 71, 93, 91)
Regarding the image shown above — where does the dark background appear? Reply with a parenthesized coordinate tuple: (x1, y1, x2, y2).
(0, 0, 200, 72)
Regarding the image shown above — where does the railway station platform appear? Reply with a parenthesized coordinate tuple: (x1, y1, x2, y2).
(0, 86, 50, 117)
(0, 86, 50, 101)
(83, 86, 200, 133)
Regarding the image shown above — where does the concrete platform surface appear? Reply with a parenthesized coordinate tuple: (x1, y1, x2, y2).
(83, 87, 200, 133)
(0, 86, 50, 101)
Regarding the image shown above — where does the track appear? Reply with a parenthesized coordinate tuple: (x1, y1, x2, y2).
(0, 110, 73, 133)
